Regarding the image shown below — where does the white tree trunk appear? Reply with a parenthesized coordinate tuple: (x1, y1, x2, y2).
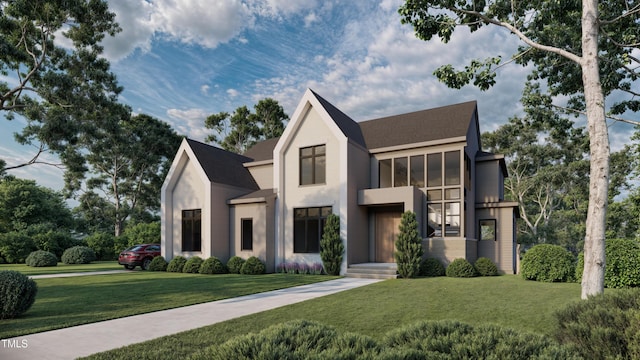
(580, 0, 609, 299)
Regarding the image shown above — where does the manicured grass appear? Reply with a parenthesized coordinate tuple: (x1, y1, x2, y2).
(0, 261, 123, 276)
(0, 272, 335, 338)
(84, 275, 585, 360)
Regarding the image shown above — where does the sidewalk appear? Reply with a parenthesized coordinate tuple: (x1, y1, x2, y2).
(29, 270, 129, 279)
(0, 277, 380, 360)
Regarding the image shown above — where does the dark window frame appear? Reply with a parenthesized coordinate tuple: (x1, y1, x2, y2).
(479, 219, 497, 241)
(293, 206, 332, 253)
(299, 145, 326, 185)
(241, 218, 253, 251)
(182, 209, 202, 252)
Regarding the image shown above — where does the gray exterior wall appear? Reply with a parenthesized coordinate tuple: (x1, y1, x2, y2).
(230, 198, 276, 273)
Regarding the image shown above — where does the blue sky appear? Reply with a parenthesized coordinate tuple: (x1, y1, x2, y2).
(1, 0, 637, 192)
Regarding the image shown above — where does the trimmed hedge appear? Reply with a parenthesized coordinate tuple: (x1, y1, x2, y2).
(183, 256, 204, 274)
(0, 270, 38, 319)
(61, 246, 96, 265)
(446, 258, 478, 278)
(576, 239, 640, 288)
(226, 256, 245, 274)
(147, 256, 168, 272)
(521, 244, 575, 282)
(200, 257, 227, 275)
(420, 257, 445, 277)
(240, 256, 265, 275)
(475, 257, 499, 276)
(25, 250, 58, 267)
(166, 256, 187, 273)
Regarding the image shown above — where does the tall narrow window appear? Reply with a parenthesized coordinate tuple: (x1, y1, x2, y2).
(427, 153, 442, 187)
(241, 218, 253, 251)
(445, 150, 461, 186)
(182, 209, 201, 252)
(445, 202, 461, 236)
(427, 203, 442, 237)
(379, 159, 392, 188)
(410, 155, 425, 187)
(300, 145, 326, 185)
(294, 206, 332, 253)
(394, 157, 408, 187)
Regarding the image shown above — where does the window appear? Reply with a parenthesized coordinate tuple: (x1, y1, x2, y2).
(427, 153, 442, 187)
(300, 145, 326, 185)
(241, 218, 253, 251)
(294, 206, 332, 253)
(445, 202, 461, 236)
(427, 203, 442, 237)
(426, 151, 463, 238)
(379, 159, 392, 188)
(445, 150, 461, 186)
(394, 157, 408, 187)
(480, 219, 496, 241)
(410, 155, 425, 187)
(182, 209, 201, 252)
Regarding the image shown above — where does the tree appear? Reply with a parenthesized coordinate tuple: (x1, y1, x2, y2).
(399, 0, 640, 298)
(395, 211, 423, 278)
(320, 213, 344, 275)
(251, 98, 288, 139)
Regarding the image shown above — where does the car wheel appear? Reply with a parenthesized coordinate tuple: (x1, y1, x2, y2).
(124, 265, 135, 270)
(142, 258, 152, 271)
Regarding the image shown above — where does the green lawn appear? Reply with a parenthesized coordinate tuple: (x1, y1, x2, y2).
(0, 261, 123, 275)
(84, 275, 585, 360)
(0, 272, 335, 338)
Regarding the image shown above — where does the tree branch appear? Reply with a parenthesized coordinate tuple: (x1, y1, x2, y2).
(551, 104, 640, 126)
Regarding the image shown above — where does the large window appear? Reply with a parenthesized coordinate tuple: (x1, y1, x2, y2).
(410, 155, 425, 187)
(394, 157, 408, 187)
(378, 155, 424, 188)
(300, 145, 326, 185)
(379, 159, 392, 188)
(426, 151, 462, 237)
(294, 206, 332, 253)
(182, 209, 201, 252)
(241, 218, 253, 251)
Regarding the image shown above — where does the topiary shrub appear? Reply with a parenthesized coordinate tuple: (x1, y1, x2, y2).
(200, 257, 227, 274)
(475, 257, 499, 276)
(183, 256, 204, 274)
(85, 232, 117, 261)
(0, 270, 38, 319)
(554, 288, 640, 359)
(320, 213, 344, 276)
(147, 256, 168, 271)
(226, 256, 245, 274)
(446, 258, 478, 278)
(420, 257, 445, 277)
(394, 211, 423, 279)
(240, 256, 265, 275)
(61, 246, 96, 264)
(166, 256, 187, 273)
(521, 244, 575, 282)
(25, 250, 58, 267)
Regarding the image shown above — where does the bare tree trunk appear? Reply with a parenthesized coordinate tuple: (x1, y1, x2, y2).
(580, 0, 608, 299)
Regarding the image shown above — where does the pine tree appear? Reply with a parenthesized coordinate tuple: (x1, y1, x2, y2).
(320, 214, 343, 276)
(395, 211, 423, 278)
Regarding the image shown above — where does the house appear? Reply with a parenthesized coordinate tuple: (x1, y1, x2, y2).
(161, 89, 519, 276)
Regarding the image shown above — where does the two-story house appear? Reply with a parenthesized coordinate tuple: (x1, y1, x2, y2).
(161, 89, 519, 277)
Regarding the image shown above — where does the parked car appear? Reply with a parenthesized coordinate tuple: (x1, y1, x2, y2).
(118, 244, 161, 270)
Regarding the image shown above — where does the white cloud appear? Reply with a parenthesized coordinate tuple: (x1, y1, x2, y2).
(304, 12, 318, 27)
(227, 89, 240, 98)
(167, 108, 209, 140)
(101, 1, 156, 61)
(200, 84, 210, 95)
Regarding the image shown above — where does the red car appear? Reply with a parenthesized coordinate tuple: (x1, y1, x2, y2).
(118, 244, 161, 270)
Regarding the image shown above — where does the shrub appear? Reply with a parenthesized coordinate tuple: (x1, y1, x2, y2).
(166, 256, 187, 273)
(121, 222, 160, 248)
(554, 288, 640, 359)
(0, 231, 36, 263)
(475, 257, 499, 276)
(240, 256, 265, 275)
(85, 232, 117, 261)
(446, 258, 478, 278)
(0, 270, 38, 319)
(200, 257, 227, 274)
(183, 256, 204, 274)
(226, 256, 245, 274)
(147, 256, 168, 271)
(320, 213, 344, 276)
(61, 246, 96, 264)
(420, 257, 445, 277)
(575, 239, 640, 288)
(25, 250, 58, 267)
(394, 211, 423, 278)
(27, 224, 77, 259)
(521, 244, 575, 282)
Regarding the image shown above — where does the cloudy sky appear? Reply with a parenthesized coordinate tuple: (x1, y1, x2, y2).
(1, 0, 636, 191)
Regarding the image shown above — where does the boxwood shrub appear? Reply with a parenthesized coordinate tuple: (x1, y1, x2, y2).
(474, 257, 499, 276)
(182, 256, 204, 274)
(0, 270, 38, 319)
(200, 257, 227, 274)
(240, 256, 265, 275)
(25, 250, 58, 267)
(420, 257, 445, 277)
(446, 258, 478, 278)
(166, 256, 187, 273)
(521, 244, 574, 282)
(61, 246, 96, 264)
(147, 256, 168, 271)
(226, 256, 245, 274)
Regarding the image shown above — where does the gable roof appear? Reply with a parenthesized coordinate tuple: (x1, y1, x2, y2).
(243, 137, 280, 162)
(186, 138, 259, 190)
(310, 90, 367, 148)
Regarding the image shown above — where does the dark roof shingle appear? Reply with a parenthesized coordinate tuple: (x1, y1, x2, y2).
(186, 139, 259, 190)
(243, 137, 280, 162)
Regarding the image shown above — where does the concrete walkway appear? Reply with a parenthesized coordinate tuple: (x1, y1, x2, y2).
(0, 277, 380, 360)
(29, 270, 129, 279)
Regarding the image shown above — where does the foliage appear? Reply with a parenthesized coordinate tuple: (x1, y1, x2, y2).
(576, 239, 640, 289)
(521, 244, 575, 282)
(85, 232, 117, 261)
(0, 270, 37, 319)
(147, 256, 168, 272)
(182, 256, 204, 274)
(27, 225, 78, 259)
(445, 258, 478, 278)
(474, 257, 499, 276)
(226, 256, 245, 274)
(420, 257, 445, 277)
(394, 211, 423, 278)
(61, 246, 96, 265)
(120, 222, 161, 248)
(240, 256, 265, 275)
(25, 250, 57, 267)
(0, 232, 35, 264)
(200, 257, 227, 275)
(166, 256, 187, 273)
(320, 213, 344, 276)
(554, 288, 640, 359)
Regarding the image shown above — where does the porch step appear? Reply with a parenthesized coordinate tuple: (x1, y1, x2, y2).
(345, 263, 398, 279)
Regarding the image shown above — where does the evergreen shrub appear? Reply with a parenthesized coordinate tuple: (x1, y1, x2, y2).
(25, 250, 58, 267)
(166, 256, 187, 273)
(446, 258, 478, 278)
(0, 270, 38, 319)
(147, 256, 168, 271)
(474, 257, 499, 276)
(394, 211, 423, 278)
(182, 256, 203, 274)
(200, 257, 227, 274)
(61, 246, 96, 264)
(575, 239, 640, 288)
(226, 256, 245, 274)
(240, 256, 265, 275)
(85, 232, 116, 260)
(320, 213, 343, 276)
(0, 232, 35, 263)
(420, 257, 445, 277)
(521, 244, 574, 282)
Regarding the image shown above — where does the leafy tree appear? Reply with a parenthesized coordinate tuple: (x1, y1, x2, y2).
(251, 98, 288, 139)
(320, 213, 344, 275)
(399, 0, 640, 298)
(395, 211, 423, 278)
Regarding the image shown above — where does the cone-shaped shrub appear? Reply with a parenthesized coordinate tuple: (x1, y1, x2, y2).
(395, 211, 423, 278)
(320, 213, 343, 276)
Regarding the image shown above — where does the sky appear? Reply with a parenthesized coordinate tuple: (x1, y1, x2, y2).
(1, 0, 637, 193)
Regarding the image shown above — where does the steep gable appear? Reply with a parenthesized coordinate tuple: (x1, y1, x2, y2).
(186, 139, 259, 190)
(310, 90, 366, 148)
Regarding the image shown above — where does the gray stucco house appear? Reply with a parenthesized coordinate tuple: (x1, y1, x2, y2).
(161, 89, 519, 277)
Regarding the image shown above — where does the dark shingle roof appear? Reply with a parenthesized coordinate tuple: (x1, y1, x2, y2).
(311, 90, 367, 148)
(243, 137, 280, 162)
(186, 138, 259, 190)
(359, 101, 477, 150)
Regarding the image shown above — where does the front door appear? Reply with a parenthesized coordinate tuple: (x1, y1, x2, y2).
(375, 211, 402, 263)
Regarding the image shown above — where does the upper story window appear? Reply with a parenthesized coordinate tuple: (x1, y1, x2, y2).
(300, 145, 326, 185)
(379, 155, 425, 188)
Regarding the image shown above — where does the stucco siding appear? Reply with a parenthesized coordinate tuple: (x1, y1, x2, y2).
(246, 163, 273, 189)
(230, 199, 275, 272)
(170, 158, 205, 259)
(347, 142, 370, 266)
